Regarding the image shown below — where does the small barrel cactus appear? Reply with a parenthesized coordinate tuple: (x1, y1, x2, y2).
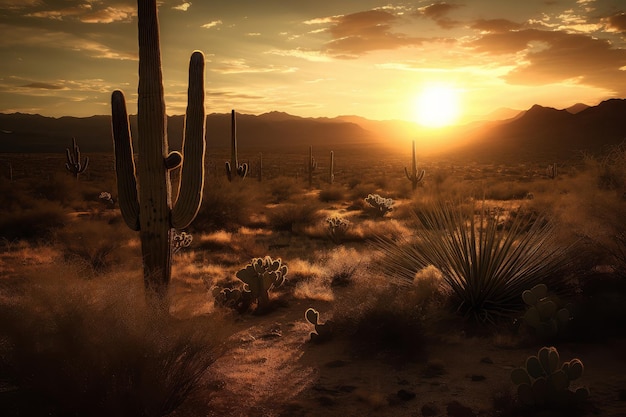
(365, 193, 394, 217)
(305, 308, 334, 343)
(235, 256, 288, 312)
(511, 346, 589, 409)
(522, 284, 571, 339)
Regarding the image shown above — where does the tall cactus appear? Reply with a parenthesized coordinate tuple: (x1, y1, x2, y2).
(404, 140, 425, 190)
(258, 152, 263, 182)
(329, 150, 335, 184)
(65, 137, 89, 179)
(307, 145, 317, 188)
(225, 110, 248, 181)
(110, 0, 206, 303)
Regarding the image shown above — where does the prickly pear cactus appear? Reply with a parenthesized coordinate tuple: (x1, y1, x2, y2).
(522, 284, 572, 339)
(305, 308, 334, 343)
(511, 346, 589, 409)
(235, 256, 288, 312)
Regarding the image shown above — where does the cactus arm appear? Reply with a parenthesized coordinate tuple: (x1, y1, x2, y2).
(65, 137, 89, 177)
(172, 51, 206, 229)
(111, 90, 140, 231)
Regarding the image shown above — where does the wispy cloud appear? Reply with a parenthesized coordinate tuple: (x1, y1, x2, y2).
(23, 3, 135, 23)
(415, 2, 464, 29)
(267, 48, 332, 63)
(172, 2, 191, 12)
(321, 10, 425, 57)
(212, 59, 297, 74)
(201, 20, 222, 29)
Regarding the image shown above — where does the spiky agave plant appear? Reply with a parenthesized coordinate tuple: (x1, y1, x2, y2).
(373, 200, 573, 323)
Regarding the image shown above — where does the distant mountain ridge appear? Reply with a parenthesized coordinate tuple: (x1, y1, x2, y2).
(1, 98, 625, 162)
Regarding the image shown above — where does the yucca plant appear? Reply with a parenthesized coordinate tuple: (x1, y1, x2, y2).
(374, 200, 572, 323)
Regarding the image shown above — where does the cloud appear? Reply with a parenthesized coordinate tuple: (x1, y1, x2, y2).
(322, 10, 424, 57)
(201, 20, 222, 29)
(471, 19, 522, 33)
(267, 48, 332, 62)
(416, 2, 463, 29)
(467, 29, 626, 95)
(605, 12, 626, 33)
(23, 3, 135, 23)
(172, 2, 191, 12)
(0, 24, 136, 60)
(20, 82, 64, 90)
(212, 59, 297, 74)
(0, 0, 41, 9)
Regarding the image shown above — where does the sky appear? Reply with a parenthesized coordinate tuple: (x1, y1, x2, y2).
(0, 0, 625, 125)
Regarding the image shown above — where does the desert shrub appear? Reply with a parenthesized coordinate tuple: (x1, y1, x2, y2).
(54, 218, 136, 275)
(192, 177, 263, 232)
(0, 268, 229, 417)
(265, 176, 304, 203)
(483, 180, 532, 201)
(318, 185, 346, 202)
(373, 200, 572, 323)
(266, 200, 321, 232)
(585, 143, 626, 190)
(0, 199, 67, 241)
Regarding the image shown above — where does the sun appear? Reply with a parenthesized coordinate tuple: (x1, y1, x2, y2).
(413, 84, 461, 128)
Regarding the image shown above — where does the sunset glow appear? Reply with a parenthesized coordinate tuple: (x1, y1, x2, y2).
(413, 85, 461, 128)
(0, 1, 624, 123)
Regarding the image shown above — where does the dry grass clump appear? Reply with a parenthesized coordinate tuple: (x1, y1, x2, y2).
(0, 199, 67, 241)
(265, 199, 322, 233)
(318, 185, 346, 202)
(264, 176, 305, 203)
(0, 266, 230, 417)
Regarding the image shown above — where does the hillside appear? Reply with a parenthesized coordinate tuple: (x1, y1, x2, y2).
(1, 98, 625, 162)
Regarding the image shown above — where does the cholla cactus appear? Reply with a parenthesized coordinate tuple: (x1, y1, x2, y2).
(225, 110, 248, 181)
(98, 191, 115, 208)
(305, 308, 334, 343)
(172, 231, 193, 254)
(511, 346, 589, 408)
(326, 215, 350, 244)
(235, 256, 288, 312)
(365, 193, 394, 217)
(65, 137, 89, 179)
(522, 284, 571, 339)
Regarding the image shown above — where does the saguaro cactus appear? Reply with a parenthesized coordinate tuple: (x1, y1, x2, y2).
(258, 152, 263, 182)
(329, 150, 335, 184)
(307, 145, 317, 188)
(110, 0, 206, 302)
(404, 140, 425, 190)
(546, 163, 558, 179)
(65, 137, 89, 179)
(225, 110, 248, 181)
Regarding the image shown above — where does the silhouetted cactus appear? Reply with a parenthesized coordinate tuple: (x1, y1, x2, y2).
(235, 256, 288, 312)
(511, 346, 589, 409)
(546, 163, 558, 179)
(307, 145, 317, 188)
(329, 150, 335, 184)
(110, 0, 205, 304)
(65, 137, 89, 179)
(258, 152, 263, 182)
(404, 140, 425, 190)
(225, 110, 248, 181)
(326, 215, 350, 244)
(305, 308, 334, 343)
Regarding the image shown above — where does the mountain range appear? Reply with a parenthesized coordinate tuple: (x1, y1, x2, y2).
(1, 98, 625, 162)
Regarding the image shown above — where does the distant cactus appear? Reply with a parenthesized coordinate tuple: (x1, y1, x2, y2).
(110, 0, 205, 303)
(404, 140, 425, 190)
(511, 346, 589, 408)
(65, 137, 89, 179)
(258, 152, 263, 182)
(365, 193, 394, 217)
(235, 256, 288, 312)
(225, 110, 248, 181)
(546, 163, 558, 179)
(305, 308, 334, 343)
(522, 284, 572, 339)
(329, 150, 335, 184)
(307, 145, 317, 188)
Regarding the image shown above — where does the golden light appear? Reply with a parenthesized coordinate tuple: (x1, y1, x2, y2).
(413, 84, 461, 128)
